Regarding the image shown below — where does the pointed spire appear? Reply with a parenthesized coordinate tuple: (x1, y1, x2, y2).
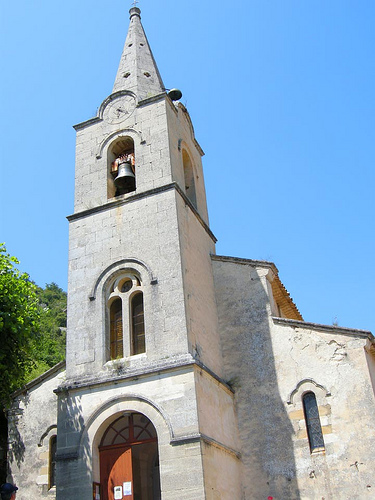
(112, 7, 165, 101)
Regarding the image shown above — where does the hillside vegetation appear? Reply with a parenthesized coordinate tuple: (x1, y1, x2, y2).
(27, 282, 67, 382)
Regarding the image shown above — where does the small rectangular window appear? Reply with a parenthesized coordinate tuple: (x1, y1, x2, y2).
(303, 392, 325, 453)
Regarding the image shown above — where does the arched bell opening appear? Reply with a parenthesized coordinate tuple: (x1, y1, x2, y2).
(182, 149, 197, 209)
(108, 137, 136, 198)
(99, 412, 161, 500)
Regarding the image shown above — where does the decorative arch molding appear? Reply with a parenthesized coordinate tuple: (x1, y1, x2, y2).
(98, 90, 137, 120)
(81, 394, 174, 448)
(89, 258, 157, 301)
(86, 394, 174, 485)
(287, 379, 331, 405)
(38, 424, 57, 447)
(96, 128, 144, 160)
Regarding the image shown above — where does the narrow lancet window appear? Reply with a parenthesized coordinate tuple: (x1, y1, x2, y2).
(49, 435, 57, 489)
(131, 293, 145, 355)
(110, 298, 123, 359)
(303, 392, 325, 453)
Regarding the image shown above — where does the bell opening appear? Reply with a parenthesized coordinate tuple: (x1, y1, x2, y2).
(108, 137, 136, 198)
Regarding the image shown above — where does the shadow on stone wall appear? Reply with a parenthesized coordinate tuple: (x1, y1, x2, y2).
(0, 410, 9, 483)
(213, 260, 300, 499)
(56, 391, 92, 498)
(6, 393, 30, 471)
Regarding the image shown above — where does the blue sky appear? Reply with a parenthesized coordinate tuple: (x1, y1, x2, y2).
(0, 1, 374, 333)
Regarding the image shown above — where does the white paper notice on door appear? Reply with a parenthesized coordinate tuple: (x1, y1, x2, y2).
(114, 486, 122, 499)
(123, 481, 132, 496)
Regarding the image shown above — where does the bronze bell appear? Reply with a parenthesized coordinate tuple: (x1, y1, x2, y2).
(114, 160, 135, 194)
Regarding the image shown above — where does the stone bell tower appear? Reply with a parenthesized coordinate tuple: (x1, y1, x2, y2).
(57, 6, 241, 499)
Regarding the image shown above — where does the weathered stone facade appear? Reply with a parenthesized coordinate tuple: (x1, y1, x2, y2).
(8, 363, 65, 498)
(212, 256, 375, 499)
(7, 6, 375, 500)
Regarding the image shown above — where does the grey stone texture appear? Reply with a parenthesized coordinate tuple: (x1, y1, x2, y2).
(7, 6, 375, 500)
(212, 256, 375, 499)
(7, 364, 65, 498)
(112, 7, 164, 101)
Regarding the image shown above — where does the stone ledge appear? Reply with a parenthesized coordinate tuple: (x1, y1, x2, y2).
(170, 433, 241, 459)
(67, 182, 217, 242)
(67, 183, 177, 221)
(137, 93, 166, 108)
(55, 356, 232, 395)
(273, 316, 373, 338)
(73, 116, 101, 131)
(211, 254, 277, 272)
(174, 183, 216, 242)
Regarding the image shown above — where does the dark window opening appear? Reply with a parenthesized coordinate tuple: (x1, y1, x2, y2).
(49, 435, 57, 489)
(303, 392, 325, 453)
(110, 299, 123, 359)
(132, 293, 145, 355)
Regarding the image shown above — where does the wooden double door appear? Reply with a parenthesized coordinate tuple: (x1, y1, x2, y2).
(99, 413, 161, 500)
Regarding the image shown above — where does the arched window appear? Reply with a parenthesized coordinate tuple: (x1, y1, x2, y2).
(302, 392, 325, 453)
(49, 435, 57, 489)
(110, 298, 123, 359)
(107, 274, 145, 360)
(131, 293, 145, 355)
(182, 149, 197, 209)
(108, 137, 136, 198)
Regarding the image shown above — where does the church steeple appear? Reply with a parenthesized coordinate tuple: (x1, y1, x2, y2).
(112, 7, 165, 100)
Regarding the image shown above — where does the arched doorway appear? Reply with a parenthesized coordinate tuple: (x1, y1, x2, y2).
(99, 412, 161, 500)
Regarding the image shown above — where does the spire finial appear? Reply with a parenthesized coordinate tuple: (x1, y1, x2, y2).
(129, 1, 141, 19)
(113, 2, 164, 98)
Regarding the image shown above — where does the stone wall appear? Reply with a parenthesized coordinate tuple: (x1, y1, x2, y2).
(55, 365, 207, 499)
(7, 363, 65, 500)
(212, 255, 375, 500)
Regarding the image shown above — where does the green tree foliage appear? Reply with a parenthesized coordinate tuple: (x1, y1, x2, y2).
(27, 283, 67, 381)
(0, 244, 40, 404)
(0, 244, 67, 401)
(0, 246, 66, 482)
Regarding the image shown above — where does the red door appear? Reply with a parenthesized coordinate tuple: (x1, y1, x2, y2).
(100, 447, 133, 500)
(99, 413, 160, 500)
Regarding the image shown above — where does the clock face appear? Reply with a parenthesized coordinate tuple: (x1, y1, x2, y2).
(105, 95, 136, 124)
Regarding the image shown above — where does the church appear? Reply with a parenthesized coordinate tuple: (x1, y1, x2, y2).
(7, 6, 375, 500)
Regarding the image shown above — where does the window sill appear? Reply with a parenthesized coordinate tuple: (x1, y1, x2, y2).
(311, 447, 325, 455)
(104, 353, 147, 369)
